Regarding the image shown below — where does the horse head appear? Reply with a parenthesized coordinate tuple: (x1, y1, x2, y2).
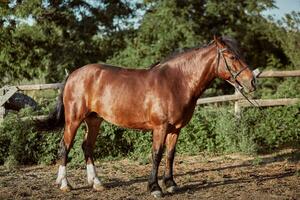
(214, 36, 256, 93)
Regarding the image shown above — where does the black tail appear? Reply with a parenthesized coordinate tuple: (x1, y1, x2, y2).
(35, 79, 67, 131)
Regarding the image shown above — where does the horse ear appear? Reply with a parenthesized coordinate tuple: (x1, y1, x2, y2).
(213, 35, 218, 42)
(213, 35, 224, 48)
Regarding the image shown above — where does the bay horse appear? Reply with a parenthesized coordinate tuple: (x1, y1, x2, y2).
(38, 36, 256, 198)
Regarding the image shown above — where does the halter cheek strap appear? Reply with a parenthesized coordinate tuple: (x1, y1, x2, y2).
(216, 47, 259, 108)
(216, 47, 248, 83)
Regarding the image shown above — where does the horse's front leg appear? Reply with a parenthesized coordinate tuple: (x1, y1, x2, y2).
(163, 129, 180, 193)
(148, 124, 168, 198)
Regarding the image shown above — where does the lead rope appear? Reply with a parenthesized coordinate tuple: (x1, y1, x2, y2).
(235, 86, 261, 109)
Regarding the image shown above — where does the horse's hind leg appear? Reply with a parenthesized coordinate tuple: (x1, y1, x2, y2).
(82, 113, 105, 191)
(56, 119, 82, 192)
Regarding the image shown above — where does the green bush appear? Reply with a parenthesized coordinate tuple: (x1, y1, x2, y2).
(95, 122, 134, 159)
(0, 103, 299, 167)
(177, 106, 257, 155)
(255, 70, 300, 99)
(240, 105, 300, 152)
(0, 108, 61, 166)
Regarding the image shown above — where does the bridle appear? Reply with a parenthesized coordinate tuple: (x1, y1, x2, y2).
(216, 46, 259, 108)
(216, 47, 248, 90)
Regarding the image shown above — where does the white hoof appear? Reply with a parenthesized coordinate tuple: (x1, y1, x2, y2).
(166, 185, 177, 193)
(58, 177, 72, 192)
(151, 190, 163, 198)
(60, 185, 72, 192)
(93, 183, 106, 191)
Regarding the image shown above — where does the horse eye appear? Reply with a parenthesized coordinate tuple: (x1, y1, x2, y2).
(229, 56, 236, 60)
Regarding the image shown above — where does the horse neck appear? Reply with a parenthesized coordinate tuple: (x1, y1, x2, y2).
(165, 44, 217, 99)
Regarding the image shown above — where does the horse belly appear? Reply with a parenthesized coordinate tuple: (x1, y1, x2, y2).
(92, 85, 152, 130)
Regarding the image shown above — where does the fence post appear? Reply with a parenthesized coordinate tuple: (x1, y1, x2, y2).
(0, 87, 5, 122)
(0, 86, 18, 122)
(234, 90, 241, 119)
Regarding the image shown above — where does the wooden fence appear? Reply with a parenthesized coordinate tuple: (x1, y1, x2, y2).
(196, 70, 300, 116)
(0, 70, 300, 121)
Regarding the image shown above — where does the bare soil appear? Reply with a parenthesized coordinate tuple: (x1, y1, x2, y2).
(0, 149, 299, 200)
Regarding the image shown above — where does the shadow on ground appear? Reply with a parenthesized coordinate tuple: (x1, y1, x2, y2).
(103, 149, 300, 195)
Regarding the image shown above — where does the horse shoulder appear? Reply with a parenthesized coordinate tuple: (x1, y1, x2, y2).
(151, 66, 196, 128)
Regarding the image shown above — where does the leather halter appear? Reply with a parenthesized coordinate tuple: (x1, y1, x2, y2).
(216, 47, 248, 90)
(216, 46, 259, 108)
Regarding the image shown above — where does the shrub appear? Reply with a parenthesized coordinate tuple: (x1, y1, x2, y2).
(178, 105, 258, 155)
(240, 104, 300, 152)
(0, 103, 299, 167)
(0, 112, 80, 167)
(0, 108, 61, 166)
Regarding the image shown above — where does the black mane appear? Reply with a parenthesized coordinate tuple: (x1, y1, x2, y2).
(220, 36, 242, 57)
(148, 40, 215, 68)
(148, 36, 241, 69)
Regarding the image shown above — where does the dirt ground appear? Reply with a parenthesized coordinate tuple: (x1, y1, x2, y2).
(0, 149, 299, 200)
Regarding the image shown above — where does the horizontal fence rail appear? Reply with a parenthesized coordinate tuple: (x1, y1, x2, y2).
(237, 98, 299, 107)
(257, 70, 300, 78)
(197, 94, 243, 105)
(0, 69, 299, 121)
(16, 83, 62, 91)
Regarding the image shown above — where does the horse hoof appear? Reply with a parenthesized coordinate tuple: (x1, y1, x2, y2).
(151, 190, 163, 198)
(166, 185, 177, 193)
(60, 185, 72, 192)
(93, 183, 106, 191)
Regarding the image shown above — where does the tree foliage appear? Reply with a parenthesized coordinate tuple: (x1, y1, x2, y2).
(0, 0, 136, 83)
(0, 0, 299, 86)
(109, 0, 298, 70)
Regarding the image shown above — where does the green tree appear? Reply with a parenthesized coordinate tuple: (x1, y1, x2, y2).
(0, 0, 136, 84)
(268, 11, 300, 68)
(108, 0, 200, 68)
(109, 0, 282, 70)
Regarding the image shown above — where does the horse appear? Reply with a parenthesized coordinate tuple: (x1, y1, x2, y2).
(37, 36, 256, 198)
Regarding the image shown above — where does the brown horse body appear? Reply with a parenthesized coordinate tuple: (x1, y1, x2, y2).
(40, 36, 256, 197)
(65, 60, 212, 131)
